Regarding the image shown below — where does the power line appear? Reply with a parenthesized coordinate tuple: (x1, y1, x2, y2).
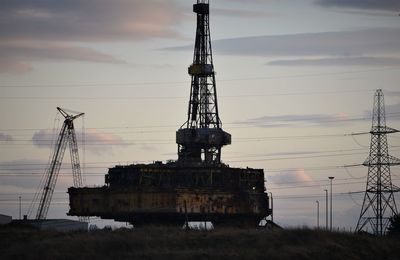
(268, 178, 400, 190)
(0, 149, 398, 168)
(226, 149, 400, 163)
(273, 191, 365, 200)
(0, 191, 374, 203)
(1, 67, 399, 88)
(0, 89, 378, 101)
(0, 162, 364, 173)
(0, 149, 389, 165)
(0, 136, 366, 143)
(1, 112, 400, 132)
(0, 136, 370, 149)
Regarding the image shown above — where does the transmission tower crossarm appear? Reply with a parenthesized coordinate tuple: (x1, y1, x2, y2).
(370, 126, 399, 135)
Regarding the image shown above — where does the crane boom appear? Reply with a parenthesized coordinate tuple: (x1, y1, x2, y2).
(35, 107, 84, 220)
(69, 124, 83, 187)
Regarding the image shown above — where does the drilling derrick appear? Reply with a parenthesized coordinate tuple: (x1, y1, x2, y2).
(176, 0, 231, 165)
(356, 89, 400, 235)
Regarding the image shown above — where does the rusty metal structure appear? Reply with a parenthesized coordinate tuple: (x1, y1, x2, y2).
(68, 0, 271, 227)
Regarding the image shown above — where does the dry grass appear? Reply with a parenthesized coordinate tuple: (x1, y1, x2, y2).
(1, 225, 399, 260)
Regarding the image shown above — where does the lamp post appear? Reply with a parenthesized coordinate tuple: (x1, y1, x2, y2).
(19, 196, 21, 220)
(328, 177, 335, 231)
(269, 192, 273, 223)
(324, 189, 328, 230)
(316, 200, 319, 229)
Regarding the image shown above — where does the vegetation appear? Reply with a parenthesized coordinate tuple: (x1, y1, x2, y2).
(387, 214, 400, 238)
(1, 225, 400, 260)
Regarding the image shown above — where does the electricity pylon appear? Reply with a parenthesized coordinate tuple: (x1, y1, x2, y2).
(356, 89, 400, 235)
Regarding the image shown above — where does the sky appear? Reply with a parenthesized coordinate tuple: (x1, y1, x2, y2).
(1, 0, 400, 230)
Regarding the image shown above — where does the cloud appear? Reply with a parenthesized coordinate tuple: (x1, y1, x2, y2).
(0, 133, 14, 141)
(0, 157, 105, 218)
(268, 57, 400, 67)
(221, 0, 271, 4)
(0, 158, 46, 174)
(215, 28, 400, 57)
(138, 144, 157, 151)
(385, 102, 400, 118)
(257, 151, 321, 157)
(0, 185, 38, 195)
(164, 28, 400, 66)
(0, 159, 48, 193)
(0, 40, 126, 74)
(269, 169, 313, 184)
(166, 28, 400, 56)
(0, 0, 185, 73)
(0, 0, 184, 42)
(315, 0, 400, 12)
(0, 58, 33, 74)
(31, 128, 129, 154)
(0, 156, 110, 196)
(237, 113, 356, 128)
(212, 8, 278, 18)
(362, 98, 400, 122)
(385, 91, 400, 97)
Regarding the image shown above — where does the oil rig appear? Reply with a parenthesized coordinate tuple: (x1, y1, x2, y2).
(68, 0, 271, 227)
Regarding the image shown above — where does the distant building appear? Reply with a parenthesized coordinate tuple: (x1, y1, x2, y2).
(32, 219, 88, 232)
(0, 214, 12, 225)
(13, 219, 87, 232)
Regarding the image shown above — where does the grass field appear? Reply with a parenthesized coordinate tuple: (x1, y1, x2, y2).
(1, 225, 399, 260)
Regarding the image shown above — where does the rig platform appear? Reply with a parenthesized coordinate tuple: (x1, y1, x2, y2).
(68, 0, 271, 227)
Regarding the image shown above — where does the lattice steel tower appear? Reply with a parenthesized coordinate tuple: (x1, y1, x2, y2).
(176, 0, 231, 165)
(356, 89, 400, 235)
(32, 107, 85, 220)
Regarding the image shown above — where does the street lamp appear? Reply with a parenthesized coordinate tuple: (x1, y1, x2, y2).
(324, 189, 328, 230)
(328, 177, 335, 231)
(19, 196, 21, 220)
(316, 200, 319, 229)
(269, 192, 273, 223)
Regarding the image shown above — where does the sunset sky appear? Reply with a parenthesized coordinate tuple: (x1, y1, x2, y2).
(1, 0, 400, 229)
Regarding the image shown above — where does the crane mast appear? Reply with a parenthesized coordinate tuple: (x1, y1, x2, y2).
(176, 0, 231, 165)
(35, 107, 84, 220)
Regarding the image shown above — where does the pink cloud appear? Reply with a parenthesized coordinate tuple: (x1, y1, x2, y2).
(269, 168, 313, 184)
(0, 58, 32, 74)
(0, 0, 186, 73)
(0, 40, 126, 74)
(0, 0, 185, 42)
(31, 128, 129, 154)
